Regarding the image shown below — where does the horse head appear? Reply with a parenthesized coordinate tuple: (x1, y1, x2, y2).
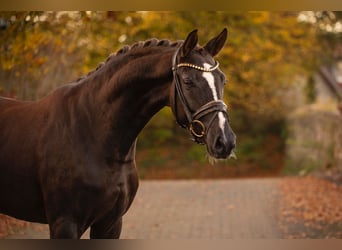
(171, 28, 236, 160)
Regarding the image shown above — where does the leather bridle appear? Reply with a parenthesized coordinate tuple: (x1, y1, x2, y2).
(171, 47, 228, 144)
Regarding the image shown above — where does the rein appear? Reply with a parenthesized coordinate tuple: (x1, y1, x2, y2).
(171, 47, 228, 144)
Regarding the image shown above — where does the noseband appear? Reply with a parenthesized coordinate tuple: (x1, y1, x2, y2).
(171, 47, 228, 144)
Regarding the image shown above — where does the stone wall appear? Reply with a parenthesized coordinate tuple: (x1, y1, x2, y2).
(285, 105, 342, 175)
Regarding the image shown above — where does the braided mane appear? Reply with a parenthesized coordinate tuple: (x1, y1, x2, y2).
(77, 38, 183, 82)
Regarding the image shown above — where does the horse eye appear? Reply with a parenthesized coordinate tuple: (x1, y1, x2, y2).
(183, 77, 193, 85)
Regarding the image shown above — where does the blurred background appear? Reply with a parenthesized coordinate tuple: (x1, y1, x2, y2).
(1, 11, 341, 179)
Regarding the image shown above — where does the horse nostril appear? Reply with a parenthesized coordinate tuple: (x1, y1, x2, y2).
(213, 135, 236, 158)
(214, 136, 226, 154)
(214, 135, 236, 158)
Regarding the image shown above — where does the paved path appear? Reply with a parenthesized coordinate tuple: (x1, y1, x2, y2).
(4, 178, 282, 239)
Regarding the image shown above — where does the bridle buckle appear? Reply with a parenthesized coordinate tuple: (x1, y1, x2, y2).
(189, 120, 206, 138)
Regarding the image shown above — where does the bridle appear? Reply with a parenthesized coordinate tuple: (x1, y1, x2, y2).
(171, 47, 228, 144)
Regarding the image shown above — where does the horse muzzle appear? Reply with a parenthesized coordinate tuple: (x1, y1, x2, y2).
(186, 101, 236, 160)
(210, 131, 236, 159)
(204, 116, 236, 159)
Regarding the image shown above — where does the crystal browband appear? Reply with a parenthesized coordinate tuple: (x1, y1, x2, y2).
(172, 61, 219, 72)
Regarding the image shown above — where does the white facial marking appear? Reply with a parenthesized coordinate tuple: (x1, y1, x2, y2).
(202, 63, 218, 100)
(218, 112, 226, 132)
(202, 63, 226, 133)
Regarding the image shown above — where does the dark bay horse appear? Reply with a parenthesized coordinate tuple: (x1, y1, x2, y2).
(0, 29, 236, 238)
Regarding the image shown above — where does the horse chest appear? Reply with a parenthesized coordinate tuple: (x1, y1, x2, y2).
(98, 163, 139, 215)
(39, 161, 138, 232)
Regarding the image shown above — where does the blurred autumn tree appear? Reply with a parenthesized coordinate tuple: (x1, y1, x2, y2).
(0, 11, 340, 177)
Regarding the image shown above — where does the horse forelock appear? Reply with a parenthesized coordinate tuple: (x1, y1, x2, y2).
(77, 39, 183, 82)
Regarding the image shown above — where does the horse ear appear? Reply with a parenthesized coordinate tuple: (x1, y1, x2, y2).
(180, 29, 198, 58)
(204, 28, 228, 57)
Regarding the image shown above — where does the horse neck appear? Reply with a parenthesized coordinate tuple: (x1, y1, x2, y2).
(76, 47, 176, 162)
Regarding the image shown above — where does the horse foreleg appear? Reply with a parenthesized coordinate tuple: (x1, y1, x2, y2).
(49, 217, 80, 239)
(90, 216, 122, 239)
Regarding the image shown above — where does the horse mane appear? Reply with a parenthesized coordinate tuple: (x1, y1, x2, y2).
(77, 38, 183, 82)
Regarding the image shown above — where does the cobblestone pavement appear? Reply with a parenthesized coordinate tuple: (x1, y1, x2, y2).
(4, 178, 282, 239)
